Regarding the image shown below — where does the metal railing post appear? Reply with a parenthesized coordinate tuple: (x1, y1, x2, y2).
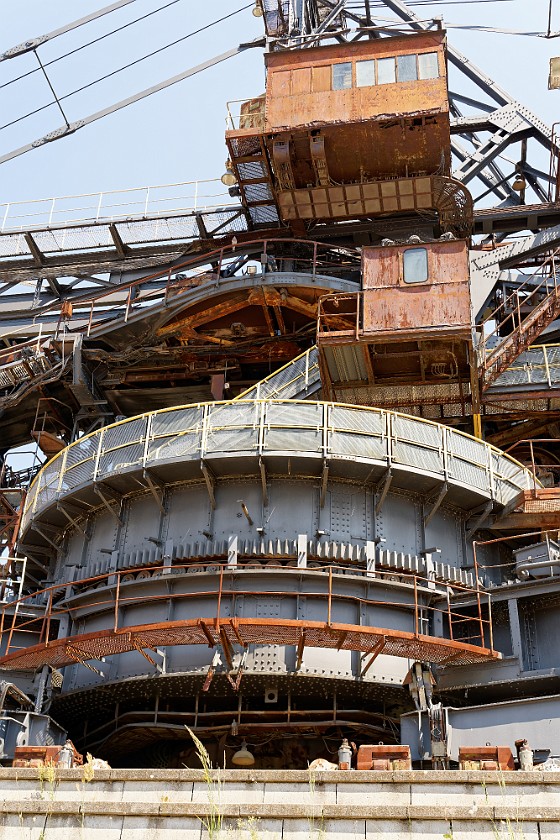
(1, 203, 10, 231)
(328, 566, 333, 625)
(114, 573, 121, 633)
(414, 577, 419, 636)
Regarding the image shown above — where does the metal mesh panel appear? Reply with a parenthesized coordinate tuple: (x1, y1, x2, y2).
(205, 427, 255, 454)
(237, 161, 267, 180)
(448, 432, 488, 468)
(330, 431, 385, 460)
(266, 429, 322, 452)
(266, 401, 323, 429)
(64, 459, 95, 490)
(207, 403, 257, 430)
(65, 438, 98, 468)
(202, 211, 248, 234)
(249, 205, 280, 225)
(97, 443, 143, 477)
(118, 217, 199, 244)
(0, 232, 28, 257)
(330, 406, 384, 436)
(230, 136, 261, 157)
(102, 418, 146, 451)
(237, 348, 321, 402)
(244, 183, 273, 202)
(35, 463, 60, 508)
(393, 415, 441, 449)
(35, 227, 113, 253)
(148, 432, 201, 461)
(448, 457, 488, 492)
(151, 407, 202, 438)
(393, 441, 442, 474)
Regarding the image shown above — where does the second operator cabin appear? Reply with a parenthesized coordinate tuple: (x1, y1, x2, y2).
(226, 29, 453, 227)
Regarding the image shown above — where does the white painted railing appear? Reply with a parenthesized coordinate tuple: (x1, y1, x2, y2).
(0, 180, 237, 232)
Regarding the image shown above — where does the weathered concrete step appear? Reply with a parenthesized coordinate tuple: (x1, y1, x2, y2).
(1, 769, 560, 839)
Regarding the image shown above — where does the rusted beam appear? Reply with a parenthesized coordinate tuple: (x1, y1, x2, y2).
(360, 637, 386, 677)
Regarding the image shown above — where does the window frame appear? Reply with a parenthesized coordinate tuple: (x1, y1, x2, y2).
(332, 61, 353, 91)
(402, 247, 429, 285)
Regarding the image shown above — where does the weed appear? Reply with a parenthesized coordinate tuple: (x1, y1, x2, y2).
(187, 726, 225, 840)
(81, 753, 95, 783)
(37, 763, 57, 801)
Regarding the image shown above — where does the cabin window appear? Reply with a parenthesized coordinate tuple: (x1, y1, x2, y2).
(418, 52, 439, 80)
(377, 57, 396, 85)
(403, 248, 429, 284)
(356, 60, 376, 87)
(397, 54, 418, 82)
(332, 62, 352, 90)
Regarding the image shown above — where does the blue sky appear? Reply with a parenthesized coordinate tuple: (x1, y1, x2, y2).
(0, 1, 559, 205)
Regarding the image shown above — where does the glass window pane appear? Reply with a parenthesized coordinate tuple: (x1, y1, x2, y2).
(418, 52, 439, 80)
(403, 248, 428, 284)
(397, 53, 418, 82)
(377, 57, 396, 85)
(356, 60, 375, 87)
(332, 62, 352, 90)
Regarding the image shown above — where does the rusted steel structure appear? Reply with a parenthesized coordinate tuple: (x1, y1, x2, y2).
(0, 2, 559, 768)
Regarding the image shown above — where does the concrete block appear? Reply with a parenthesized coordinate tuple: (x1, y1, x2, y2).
(120, 814, 201, 839)
(263, 780, 336, 804)
(365, 819, 450, 840)
(337, 782, 409, 806)
(283, 817, 366, 839)
(479, 782, 560, 807)
(123, 780, 194, 803)
(192, 780, 264, 805)
(451, 818, 540, 840)
(233, 816, 283, 839)
(0, 780, 43, 802)
(410, 783, 485, 807)
(0, 812, 49, 840)
(541, 825, 560, 839)
(56, 780, 126, 802)
(45, 814, 124, 839)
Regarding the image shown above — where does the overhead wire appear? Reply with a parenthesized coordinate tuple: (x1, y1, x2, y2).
(0, 0, 185, 92)
(0, 0, 138, 63)
(0, 3, 254, 134)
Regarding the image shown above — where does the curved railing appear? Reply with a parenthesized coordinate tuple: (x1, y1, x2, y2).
(0, 561, 498, 671)
(21, 400, 535, 536)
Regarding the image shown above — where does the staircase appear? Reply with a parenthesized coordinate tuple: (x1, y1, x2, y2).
(480, 261, 560, 390)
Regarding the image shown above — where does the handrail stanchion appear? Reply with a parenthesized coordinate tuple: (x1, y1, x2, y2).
(472, 541, 485, 647)
(44, 591, 53, 648)
(414, 576, 419, 637)
(114, 573, 121, 633)
(216, 566, 223, 631)
(487, 591, 494, 654)
(328, 566, 333, 625)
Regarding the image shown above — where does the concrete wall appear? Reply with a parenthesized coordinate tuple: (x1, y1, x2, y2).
(1, 767, 559, 839)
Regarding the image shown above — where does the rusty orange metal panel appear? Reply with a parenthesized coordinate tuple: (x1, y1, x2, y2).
(265, 31, 448, 132)
(361, 240, 471, 336)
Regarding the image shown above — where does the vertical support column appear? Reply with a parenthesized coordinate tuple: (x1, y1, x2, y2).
(228, 535, 238, 567)
(469, 342, 483, 439)
(297, 534, 307, 568)
(508, 597, 524, 670)
(366, 540, 376, 578)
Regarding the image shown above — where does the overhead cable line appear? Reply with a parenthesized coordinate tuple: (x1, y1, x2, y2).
(0, 39, 264, 167)
(0, 3, 254, 134)
(0, 0, 184, 92)
(0, 0, 138, 63)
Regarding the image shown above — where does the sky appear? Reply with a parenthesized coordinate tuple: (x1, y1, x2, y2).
(1, 0, 560, 211)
